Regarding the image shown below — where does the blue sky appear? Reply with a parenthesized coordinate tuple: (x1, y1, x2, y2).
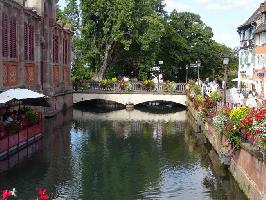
(58, 0, 262, 48)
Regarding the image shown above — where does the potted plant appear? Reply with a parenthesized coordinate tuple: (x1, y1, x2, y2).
(25, 108, 39, 125)
(5, 120, 21, 134)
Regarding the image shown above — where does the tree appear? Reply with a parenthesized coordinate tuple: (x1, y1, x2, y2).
(79, 0, 164, 81)
(56, 1, 238, 83)
(157, 11, 238, 82)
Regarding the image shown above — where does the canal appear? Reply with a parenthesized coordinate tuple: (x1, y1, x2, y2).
(0, 106, 247, 199)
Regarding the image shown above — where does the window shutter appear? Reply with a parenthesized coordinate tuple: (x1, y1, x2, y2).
(2, 13, 8, 57)
(251, 49, 255, 63)
(53, 34, 59, 63)
(25, 64, 35, 84)
(63, 39, 68, 64)
(240, 52, 243, 65)
(24, 23, 28, 60)
(10, 17, 17, 58)
(29, 25, 34, 61)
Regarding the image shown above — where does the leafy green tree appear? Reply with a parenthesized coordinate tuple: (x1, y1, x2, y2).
(157, 11, 238, 82)
(79, 0, 164, 81)
(56, 1, 238, 83)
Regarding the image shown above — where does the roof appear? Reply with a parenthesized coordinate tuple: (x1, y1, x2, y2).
(255, 23, 266, 33)
(0, 0, 41, 19)
(238, 7, 260, 29)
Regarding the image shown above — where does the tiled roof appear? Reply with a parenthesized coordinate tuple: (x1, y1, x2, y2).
(255, 23, 266, 33)
(238, 7, 261, 29)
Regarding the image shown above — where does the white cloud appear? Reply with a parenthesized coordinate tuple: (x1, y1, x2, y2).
(164, 0, 191, 12)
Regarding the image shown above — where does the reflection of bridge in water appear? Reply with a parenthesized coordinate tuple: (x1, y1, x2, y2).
(73, 109, 187, 122)
(73, 109, 187, 135)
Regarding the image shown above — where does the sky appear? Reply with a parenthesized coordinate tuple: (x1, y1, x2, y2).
(58, 0, 262, 48)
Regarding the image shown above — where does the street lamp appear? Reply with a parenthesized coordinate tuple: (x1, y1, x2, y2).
(196, 59, 201, 85)
(185, 65, 189, 83)
(223, 55, 230, 105)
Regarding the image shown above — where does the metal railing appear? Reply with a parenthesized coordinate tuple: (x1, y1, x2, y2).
(76, 81, 186, 94)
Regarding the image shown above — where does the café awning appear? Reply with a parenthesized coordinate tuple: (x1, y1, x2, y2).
(0, 88, 50, 107)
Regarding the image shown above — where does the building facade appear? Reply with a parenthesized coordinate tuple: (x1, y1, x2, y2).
(0, 0, 73, 113)
(238, 2, 266, 97)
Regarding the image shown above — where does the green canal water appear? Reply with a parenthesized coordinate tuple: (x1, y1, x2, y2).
(0, 107, 247, 200)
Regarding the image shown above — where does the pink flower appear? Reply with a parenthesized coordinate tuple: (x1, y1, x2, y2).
(1, 190, 12, 200)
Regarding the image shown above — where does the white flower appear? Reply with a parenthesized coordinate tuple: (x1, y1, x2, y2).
(11, 188, 16, 197)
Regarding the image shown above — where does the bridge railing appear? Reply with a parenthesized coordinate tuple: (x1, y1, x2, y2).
(77, 81, 186, 94)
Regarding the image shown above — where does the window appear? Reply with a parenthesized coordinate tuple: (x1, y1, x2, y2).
(3, 62, 17, 86)
(63, 38, 68, 65)
(10, 16, 17, 58)
(24, 23, 34, 61)
(240, 51, 243, 65)
(245, 29, 250, 40)
(24, 23, 28, 60)
(244, 50, 248, 64)
(53, 34, 59, 63)
(29, 25, 34, 60)
(241, 30, 245, 41)
(53, 65, 59, 83)
(25, 64, 35, 84)
(251, 28, 255, 39)
(251, 49, 255, 63)
(2, 13, 8, 57)
(63, 67, 69, 83)
(262, 32, 266, 45)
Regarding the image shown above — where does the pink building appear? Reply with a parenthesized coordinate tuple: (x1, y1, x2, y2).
(0, 0, 73, 114)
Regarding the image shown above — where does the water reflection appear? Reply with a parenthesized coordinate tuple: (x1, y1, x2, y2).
(74, 108, 187, 122)
(0, 108, 247, 200)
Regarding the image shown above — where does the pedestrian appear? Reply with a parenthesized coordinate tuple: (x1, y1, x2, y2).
(246, 92, 258, 108)
(205, 78, 210, 86)
(251, 89, 257, 98)
(235, 90, 244, 107)
(230, 85, 237, 104)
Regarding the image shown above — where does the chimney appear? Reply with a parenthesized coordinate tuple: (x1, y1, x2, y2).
(260, 2, 266, 12)
(25, 0, 45, 16)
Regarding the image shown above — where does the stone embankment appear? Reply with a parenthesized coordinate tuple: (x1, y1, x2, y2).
(187, 99, 266, 200)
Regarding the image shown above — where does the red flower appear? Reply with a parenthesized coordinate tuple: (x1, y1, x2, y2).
(37, 188, 49, 200)
(1, 190, 12, 200)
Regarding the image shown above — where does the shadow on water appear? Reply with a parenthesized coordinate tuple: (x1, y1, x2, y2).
(74, 99, 187, 115)
(74, 99, 125, 113)
(135, 101, 187, 114)
(0, 106, 247, 200)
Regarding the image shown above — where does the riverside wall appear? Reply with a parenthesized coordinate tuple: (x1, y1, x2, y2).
(187, 99, 266, 200)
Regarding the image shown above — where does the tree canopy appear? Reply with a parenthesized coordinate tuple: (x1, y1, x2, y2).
(57, 0, 238, 82)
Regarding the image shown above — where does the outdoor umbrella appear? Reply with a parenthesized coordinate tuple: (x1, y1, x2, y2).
(0, 88, 50, 107)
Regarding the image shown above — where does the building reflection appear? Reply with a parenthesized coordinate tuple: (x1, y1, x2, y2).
(0, 108, 74, 199)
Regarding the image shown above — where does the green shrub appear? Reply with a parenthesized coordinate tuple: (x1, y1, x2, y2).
(25, 108, 38, 125)
(210, 91, 222, 103)
(164, 81, 177, 93)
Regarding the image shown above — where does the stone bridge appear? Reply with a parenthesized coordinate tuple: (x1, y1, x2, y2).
(73, 82, 187, 107)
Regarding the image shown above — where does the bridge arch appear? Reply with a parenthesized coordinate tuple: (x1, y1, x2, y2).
(73, 93, 187, 107)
